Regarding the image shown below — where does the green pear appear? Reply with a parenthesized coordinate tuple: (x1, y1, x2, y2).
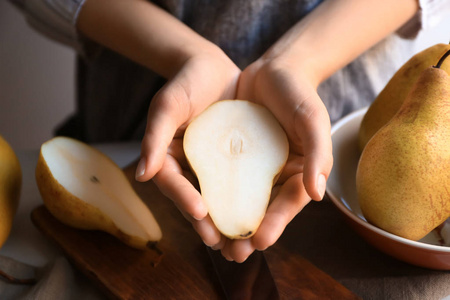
(358, 43, 450, 151)
(356, 51, 450, 241)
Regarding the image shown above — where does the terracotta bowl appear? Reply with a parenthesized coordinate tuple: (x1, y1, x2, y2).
(326, 108, 450, 270)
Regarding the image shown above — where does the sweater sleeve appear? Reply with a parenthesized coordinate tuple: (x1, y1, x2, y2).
(8, 0, 87, 53)
(8, 0, 450, 52)
(397, 0, 450, 39)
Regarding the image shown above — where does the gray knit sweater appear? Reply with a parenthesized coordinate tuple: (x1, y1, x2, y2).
(8, 0, 447, 143)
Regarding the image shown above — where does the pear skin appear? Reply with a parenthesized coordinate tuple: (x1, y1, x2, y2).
(0, 136, 21, 248)
(356, 66, 450, 241)
(358, 43, 450, 151)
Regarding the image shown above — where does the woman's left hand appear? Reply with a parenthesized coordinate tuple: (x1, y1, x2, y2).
(216, 57, 333, 262)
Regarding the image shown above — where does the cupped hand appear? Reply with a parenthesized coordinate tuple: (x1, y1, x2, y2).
(217, 57, 333, 262)
(136, 50, 240, 247)
(136, 51, 333, 263)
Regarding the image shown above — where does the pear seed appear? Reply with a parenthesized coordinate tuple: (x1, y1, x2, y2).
(90, 176, 100, 183)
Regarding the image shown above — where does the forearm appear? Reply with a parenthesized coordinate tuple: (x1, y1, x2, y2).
(263, 0, 419, 87)
(76, 0, 223, 79)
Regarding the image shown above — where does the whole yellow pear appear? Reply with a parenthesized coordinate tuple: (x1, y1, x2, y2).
(0, 136, 22, 248)
(358, 43, 450, 151)
(356, 60, 450, 241)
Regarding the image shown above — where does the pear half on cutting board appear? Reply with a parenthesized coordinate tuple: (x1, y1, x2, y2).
(35, 137, 162, 250)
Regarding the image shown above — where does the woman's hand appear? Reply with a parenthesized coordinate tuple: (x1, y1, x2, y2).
(137, 52, 334, 264)
(136, 50, 241, 247)
(215, 57, 333, 262)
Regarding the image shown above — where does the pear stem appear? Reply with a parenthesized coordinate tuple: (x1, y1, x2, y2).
(146, 242, 164, 267)
(433, 49, 450, 69)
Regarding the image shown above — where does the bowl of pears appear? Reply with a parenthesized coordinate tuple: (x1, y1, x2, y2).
(326, 43, 450, 270)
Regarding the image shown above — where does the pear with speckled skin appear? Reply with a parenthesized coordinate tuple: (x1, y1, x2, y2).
(358, 43, 450, 151)
(356, 54, 450, 241)
(184, 100, 289, 239)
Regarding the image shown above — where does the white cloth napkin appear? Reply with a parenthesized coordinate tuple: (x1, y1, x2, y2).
(0, 255, 105, 300)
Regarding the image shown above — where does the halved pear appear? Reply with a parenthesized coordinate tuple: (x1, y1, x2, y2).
(35, 137, 162, 249)
(183, 100, 289, 239)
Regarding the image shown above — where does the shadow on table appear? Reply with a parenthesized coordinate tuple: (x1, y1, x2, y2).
(277, 196, 450, 300)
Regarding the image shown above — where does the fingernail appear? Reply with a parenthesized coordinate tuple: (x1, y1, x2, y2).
(135, 158, 146, 180)
(317, 174, 327, 200)
(223, 253, 233, 262)
(193, 201, 208, 221)
(193, 214, 204, 221)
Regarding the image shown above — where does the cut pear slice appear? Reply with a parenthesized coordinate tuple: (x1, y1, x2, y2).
(35, 137, 162, 249)
(184, 100, 289, 239)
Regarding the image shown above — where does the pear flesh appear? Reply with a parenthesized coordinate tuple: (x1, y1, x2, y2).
(184, 100, 289, 239)
(356, 66, 450, 241)
(36, 137, 162, 249)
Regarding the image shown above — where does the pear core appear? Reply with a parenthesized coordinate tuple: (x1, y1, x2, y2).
(183, 100, 289, 239)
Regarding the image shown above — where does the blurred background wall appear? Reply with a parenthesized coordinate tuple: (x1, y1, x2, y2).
(1, 1, 449, 150)
(1, 1, 75, 150)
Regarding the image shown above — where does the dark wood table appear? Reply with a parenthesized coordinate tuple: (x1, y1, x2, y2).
(3, 143, 450, 299)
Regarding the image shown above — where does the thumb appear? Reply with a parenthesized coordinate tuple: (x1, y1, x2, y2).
(135, 83, 191, 182)
(295, 98, 333, 201)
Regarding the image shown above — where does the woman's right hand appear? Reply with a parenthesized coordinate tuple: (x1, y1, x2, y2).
(136, 49, 241, 249)
(78, 0, 242, 252)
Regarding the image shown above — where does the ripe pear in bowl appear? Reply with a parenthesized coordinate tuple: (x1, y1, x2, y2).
(356, 51, 450, 241)
(0, 135, 21, 249)
(183, 100, 289, 239)
(358, 43, 450, 151)
(35, 137, 162, 249)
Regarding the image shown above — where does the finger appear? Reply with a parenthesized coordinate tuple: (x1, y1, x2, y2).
(167, 138, 191, 171)
(276, 153, 304, 184)
(252, 173, 311, 251)
(136, 83, 191, 182)
(191, 215, 222, 247)
(252, 70, 333, 201)
(219, 240, 234, 261)
(182, 169, 199, 190)
(211, 235, 227, 251)
(293, 97, 333, 201)
(226, 239, 255, 263)
(235, 60, 263, 100)
(153, 154, 208, 220)
(171, 200, 222, 248)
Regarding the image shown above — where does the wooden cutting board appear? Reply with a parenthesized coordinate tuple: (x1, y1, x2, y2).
(31, 163, 360, 300)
